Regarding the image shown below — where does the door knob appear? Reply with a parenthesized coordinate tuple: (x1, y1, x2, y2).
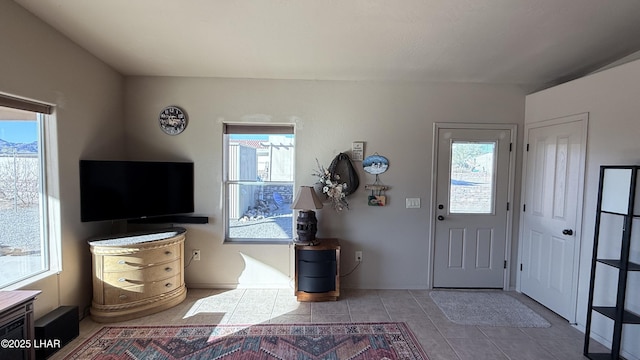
(437, 215, 445, 221)
(562, 229, 574, 235)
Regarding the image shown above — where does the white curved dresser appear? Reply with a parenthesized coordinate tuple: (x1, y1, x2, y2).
(89, 228, 187, 323)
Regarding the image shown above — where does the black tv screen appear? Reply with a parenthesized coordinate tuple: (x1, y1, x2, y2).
(80, 160, 194, 222)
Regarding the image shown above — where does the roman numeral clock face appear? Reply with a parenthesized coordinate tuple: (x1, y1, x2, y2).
(158, 106, 188, 135)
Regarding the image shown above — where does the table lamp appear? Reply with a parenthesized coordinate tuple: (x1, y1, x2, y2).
(291, 186, 324, 244)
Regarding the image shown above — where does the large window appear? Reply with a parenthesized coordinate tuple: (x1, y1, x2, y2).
(0, 96, 54, 288)
(223, 124, 294, 242)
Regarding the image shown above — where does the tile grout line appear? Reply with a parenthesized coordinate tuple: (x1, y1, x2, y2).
(227, 289, 246, 324)
(380, 292, 392, 321)
(411, 289, 465, 360)
(408, 289, 433, 320)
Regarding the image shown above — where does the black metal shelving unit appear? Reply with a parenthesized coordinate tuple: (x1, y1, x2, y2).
(584, 165, 640, 360)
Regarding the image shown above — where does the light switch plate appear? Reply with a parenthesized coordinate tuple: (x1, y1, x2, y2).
(406, 198, 421, 208)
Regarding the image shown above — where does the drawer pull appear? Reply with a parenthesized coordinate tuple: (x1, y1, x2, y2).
(119, 295, 127, 300)
(165, 251, 172, 255)
(165, 267, 172, 272)
(165, 283, 172, 288)
(118, 278, 126, 282)
(118, 260, 126, 264)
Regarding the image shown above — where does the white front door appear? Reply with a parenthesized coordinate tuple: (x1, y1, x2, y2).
(519, 114, 587, 322)
(432, 124, 516, 288)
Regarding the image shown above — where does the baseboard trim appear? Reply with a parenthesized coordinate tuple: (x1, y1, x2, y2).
(186, 283, 293, 290)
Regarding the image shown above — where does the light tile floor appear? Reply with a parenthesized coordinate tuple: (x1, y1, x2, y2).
(51, 288, 606, 359)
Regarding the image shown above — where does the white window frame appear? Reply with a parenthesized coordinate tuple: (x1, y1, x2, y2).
(223, 123, 295, 243)
(0, 95, 60, 290)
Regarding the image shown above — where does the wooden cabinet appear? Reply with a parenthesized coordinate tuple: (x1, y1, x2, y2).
(0, 290, 40, 360)
(295, 238, 340, 301)
(89, 228, 187, 323)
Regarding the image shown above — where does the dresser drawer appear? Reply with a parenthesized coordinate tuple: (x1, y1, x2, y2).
(298, 260, 336, 277)
(102, 259, 180, 285)
(297, 249, 336, 262)
(102, 244, 181, 271)
(104, 274, 182, 304)
(297, 276, 335, 293)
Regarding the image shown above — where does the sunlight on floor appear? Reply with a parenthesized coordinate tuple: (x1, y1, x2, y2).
(237, 252, 291, 288)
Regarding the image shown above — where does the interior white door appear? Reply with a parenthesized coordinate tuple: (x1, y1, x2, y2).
(520, 114, 586, 322)
(433, 126, 513, 288)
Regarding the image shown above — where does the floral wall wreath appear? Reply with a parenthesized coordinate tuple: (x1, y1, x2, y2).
(313, 153, 359, 212)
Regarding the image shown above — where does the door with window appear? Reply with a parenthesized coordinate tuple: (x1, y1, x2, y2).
(433, 124, 515, 288)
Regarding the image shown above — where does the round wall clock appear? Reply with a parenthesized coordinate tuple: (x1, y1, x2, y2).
(158, 105, 188, 135)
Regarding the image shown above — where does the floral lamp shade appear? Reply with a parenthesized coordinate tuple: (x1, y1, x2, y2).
(292, 186, 323, 244)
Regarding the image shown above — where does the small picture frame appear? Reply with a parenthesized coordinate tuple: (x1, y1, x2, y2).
(352, 142, 364, 161)
(368, 195, 386, 206)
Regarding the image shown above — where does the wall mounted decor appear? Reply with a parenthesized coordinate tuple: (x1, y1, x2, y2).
(363, 154, 388, 175)
(363, 153, 390, 206)
(328, 153, 360, 196)
(351, 142, 364, 161)
(368, 193, 386, 206)
(314, 158, 349, 212)
(158, 105, 188, 135)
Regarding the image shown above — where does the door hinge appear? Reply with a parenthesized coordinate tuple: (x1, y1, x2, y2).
(523, 204, 526, 212)
(509, 143, 512, 152)
(526, 143, 529, 151)
(504, 260, 507, 269)
(520, 264, 523, 271)
(506, 202, 510, 211)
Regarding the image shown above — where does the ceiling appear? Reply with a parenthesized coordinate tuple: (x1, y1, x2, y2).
(14, 0, 640, 93)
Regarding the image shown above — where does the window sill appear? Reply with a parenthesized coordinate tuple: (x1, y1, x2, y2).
(2, 269, 60, 291)
(224, 239, 293, 245)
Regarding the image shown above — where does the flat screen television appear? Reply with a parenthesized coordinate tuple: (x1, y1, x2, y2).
(80, 160, 194, 222)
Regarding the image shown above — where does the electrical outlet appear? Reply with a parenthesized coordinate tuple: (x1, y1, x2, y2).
(192, 249, 201, 261)
(355, 251, 363, 262)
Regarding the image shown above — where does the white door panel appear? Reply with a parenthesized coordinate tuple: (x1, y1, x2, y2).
(520, 114, 587, 322)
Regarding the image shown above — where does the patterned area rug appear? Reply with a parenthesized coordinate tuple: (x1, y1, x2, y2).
(64, 322, 428, 359)
(429, 291, 551, 328)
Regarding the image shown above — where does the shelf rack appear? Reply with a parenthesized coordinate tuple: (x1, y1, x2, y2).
(584, 165, 640, 359)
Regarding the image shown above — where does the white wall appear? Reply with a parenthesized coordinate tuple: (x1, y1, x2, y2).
(124, 77, 525, 290)
(0, 0, 527, 319)
(526, 59, 640, 359)
(0, 1, 124, 318)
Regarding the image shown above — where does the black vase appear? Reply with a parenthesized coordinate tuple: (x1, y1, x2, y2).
(296, 210, 318, 243)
